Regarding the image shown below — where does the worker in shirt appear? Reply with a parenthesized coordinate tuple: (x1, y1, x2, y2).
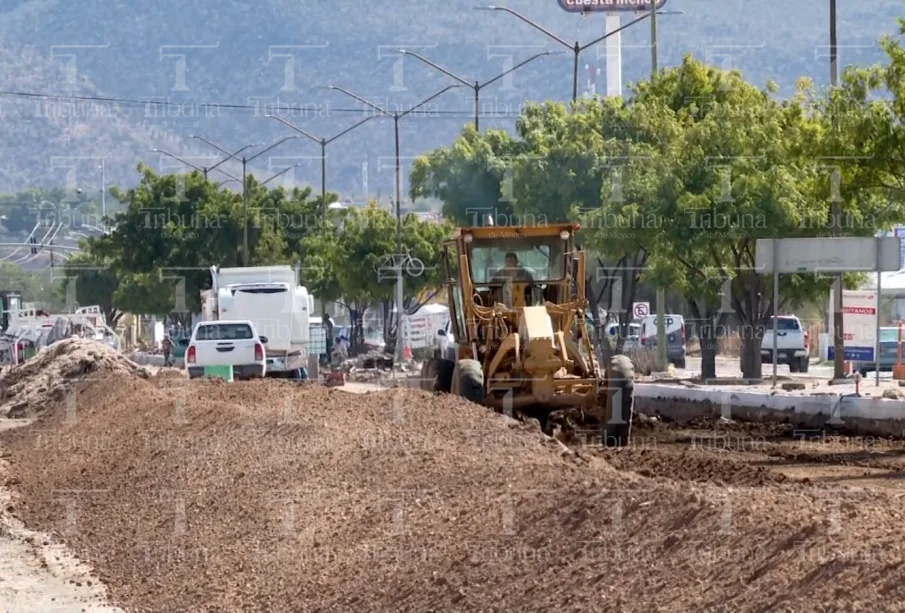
(161, 335, 173, 367)
(323, 314, 335, 366)
(493, 252, 534, 284)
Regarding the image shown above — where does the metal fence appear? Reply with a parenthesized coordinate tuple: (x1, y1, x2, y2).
(307, 323, 327, 357)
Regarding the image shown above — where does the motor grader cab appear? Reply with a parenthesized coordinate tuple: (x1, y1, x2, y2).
(421, 222, 635, 446)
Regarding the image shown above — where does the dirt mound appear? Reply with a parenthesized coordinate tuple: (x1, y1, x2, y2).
(597, 446, 790, 486)
(3, 377, 905, 612)
(153, 367, 185, 379)
(0, 338, 149, 418)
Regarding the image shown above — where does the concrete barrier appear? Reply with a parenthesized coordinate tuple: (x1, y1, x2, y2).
(635, 383, 905, 437)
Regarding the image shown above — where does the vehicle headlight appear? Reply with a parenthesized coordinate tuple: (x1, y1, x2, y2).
(560, 230, 570, 240)
(464, 233, 473, 244)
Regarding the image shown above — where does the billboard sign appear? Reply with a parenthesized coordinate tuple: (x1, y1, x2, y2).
(895, 226, 905, 269)
(755, 237, 901, 274)
(557, 0, 667, 12)
(827, 290, 878, 362)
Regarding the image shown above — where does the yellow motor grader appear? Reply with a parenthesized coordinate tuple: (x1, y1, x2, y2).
(421, 222, 635, 446)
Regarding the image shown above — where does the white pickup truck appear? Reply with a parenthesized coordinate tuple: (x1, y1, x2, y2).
(185, 320, 266, 380)
(200, 265, 311, 379)
(761, 315, 810, 373)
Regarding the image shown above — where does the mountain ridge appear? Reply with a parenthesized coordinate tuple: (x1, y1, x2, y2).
(0, 0, 901, 198)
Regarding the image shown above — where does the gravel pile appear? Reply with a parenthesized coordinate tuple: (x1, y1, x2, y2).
(1, 376, 905, 612)
(0, 338, 150, 418)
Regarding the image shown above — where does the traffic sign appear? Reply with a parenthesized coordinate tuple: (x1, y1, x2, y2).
(632, 302, 650, 319)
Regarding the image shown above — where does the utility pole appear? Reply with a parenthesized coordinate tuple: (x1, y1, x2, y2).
(100, 159, 106, 231)
(830, 0, 845, 380)
(650, 5, 667, 373)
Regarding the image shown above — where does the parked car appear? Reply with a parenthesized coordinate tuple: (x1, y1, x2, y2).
(761, 315, 809, 373)
(639, 314, 686, 368)
(854, 327, 904, 376)
(185, 320, 266, 380)
(605, 321, 641, 352)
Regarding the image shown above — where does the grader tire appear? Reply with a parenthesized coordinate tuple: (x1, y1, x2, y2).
(603, 354, 635, 447)
(435, 359, 455, 393)
(452, 359, 484, 404)
(420, 359, 439, 392)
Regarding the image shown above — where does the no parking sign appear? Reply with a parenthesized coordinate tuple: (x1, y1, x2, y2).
(632, 302, 650, 319)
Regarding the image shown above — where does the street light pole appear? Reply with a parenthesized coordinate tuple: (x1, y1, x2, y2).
(327, 83, 462, 360)
(206, 143, 259, 178)
(829, 0, 845, 380)
(648, 3, 667, 373)
(260, 163, 305, 187)
(482, 5, 680, 102)
(241, 135, 302, 266)
(100, 159, 106, 226)
(398, 49, 555, 130)
(265, 114, 375, 216)
(149, 148, 241, 183)
(190, 135, 299, 266)
(242, 157, 248, 265)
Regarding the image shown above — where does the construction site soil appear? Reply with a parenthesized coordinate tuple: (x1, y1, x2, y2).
(2, 343, 905, 612)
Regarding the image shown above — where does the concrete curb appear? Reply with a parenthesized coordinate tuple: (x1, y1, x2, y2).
(635, 383, 905, 437)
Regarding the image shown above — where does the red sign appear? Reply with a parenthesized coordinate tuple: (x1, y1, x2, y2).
(843, 307, 876, 315)
(558, 0, 667, 13)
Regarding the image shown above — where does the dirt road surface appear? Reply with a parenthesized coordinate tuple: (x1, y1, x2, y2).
(3, 341, 905, 611)
(1, 420, 123, 613)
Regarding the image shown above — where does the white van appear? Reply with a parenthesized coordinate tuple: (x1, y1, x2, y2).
(639, 314, 686, 368)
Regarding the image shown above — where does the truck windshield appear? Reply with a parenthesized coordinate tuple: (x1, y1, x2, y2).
(468, 236, 565, 284)
(195, 323, 254, 341)
(770, 318, 801, 331)
(232, 286, 288, 295)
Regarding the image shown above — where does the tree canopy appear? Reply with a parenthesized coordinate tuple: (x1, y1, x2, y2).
(411, 54, 905, 378)
(61, 165, 450, 340)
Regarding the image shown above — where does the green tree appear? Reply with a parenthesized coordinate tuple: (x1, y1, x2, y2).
(59, 252, 121, 325)
(301, 202, 450, 346)
(410, 126, 524, 225)
(0, 262, 64, 310)
(611, 57, 898, 378)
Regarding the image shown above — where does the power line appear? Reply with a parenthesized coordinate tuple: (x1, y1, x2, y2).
(0, 89, 530, 119)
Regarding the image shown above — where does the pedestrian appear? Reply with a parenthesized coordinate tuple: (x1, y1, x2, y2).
(336, 332, 349, 361)
(161, 335, 173, 367)
(324, 314, 335, 365)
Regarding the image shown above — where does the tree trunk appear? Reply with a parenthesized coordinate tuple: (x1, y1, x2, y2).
(700, 319, 718, 381)
(740, 334, 762, 380)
